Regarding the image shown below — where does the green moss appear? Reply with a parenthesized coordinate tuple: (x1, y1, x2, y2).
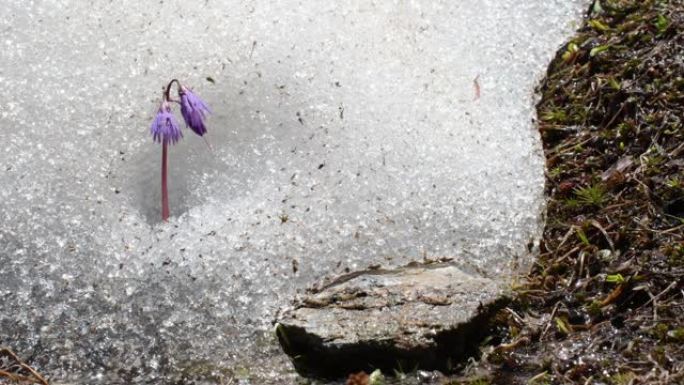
(609, 371, 636, 385)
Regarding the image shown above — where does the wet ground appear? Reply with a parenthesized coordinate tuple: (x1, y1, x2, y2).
(464, 2, 684, 384)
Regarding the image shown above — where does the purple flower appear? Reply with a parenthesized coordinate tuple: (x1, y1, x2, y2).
(179, 85, 211, 136)
(150, 100, 182, 145)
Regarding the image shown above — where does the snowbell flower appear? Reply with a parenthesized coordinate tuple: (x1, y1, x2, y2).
(179, 85, 211, 136)
(150, 100, 182, 145)
(150, 79, 211, 221)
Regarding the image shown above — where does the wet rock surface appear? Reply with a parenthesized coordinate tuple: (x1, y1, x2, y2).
(276, 262, 508, 377)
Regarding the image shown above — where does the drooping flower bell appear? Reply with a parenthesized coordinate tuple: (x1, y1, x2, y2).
(150, 100, 182, 145)
(179, 85, 211, 136)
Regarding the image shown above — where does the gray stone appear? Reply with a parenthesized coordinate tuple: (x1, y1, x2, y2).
(276, 262, 509, 377)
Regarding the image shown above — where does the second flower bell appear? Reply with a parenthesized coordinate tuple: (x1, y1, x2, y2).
(179, 84, 211, 137)
(151, 80, 211, 145)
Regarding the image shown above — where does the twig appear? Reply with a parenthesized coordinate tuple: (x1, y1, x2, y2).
(635, 281, 677, 316)
(505, 307, 526, 326)
(527, 371, 548, 384)
(590, 219, 615, 251)
(601, 102, 626, 130)
(540, 302, 560, 341)
(600, 284, 626, 307)
(0, 348, 49, 385)
(493, 336, 530, 352)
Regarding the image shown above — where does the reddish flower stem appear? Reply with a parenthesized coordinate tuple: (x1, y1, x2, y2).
(164, 79, 180, 101)
(161, 141, 170, 221)
(159, 84, 177, 222)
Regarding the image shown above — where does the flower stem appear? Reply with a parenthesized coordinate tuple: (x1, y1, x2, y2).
(164, 79, 181, 101)
(161, 141, 170, 221)
(160, 85, 176, 222)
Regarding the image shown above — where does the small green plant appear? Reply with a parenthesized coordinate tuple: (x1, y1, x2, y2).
(605, 273, 625, 284)
(369, 370, 385, 385)
(576, 227, 590, 246)
(562, 42, 580, 62)
(541, 109, 568, 123)
(645, 154, 664, 169)
(392, 361, 418, 381)
(654, 14, 669, 34)
(590, 44, 611, 57)
(668, 328, 684, 342)
(651, 323, 669, 340)
(607, 76, 621, 90)
(665, 177, 681, 189)
(610, 371, 636, 385)
(565, 197, 580, 208)
(548, 166, 563, 178)
(555, 317, 571, 335)
(588, 19, 610, 32)
(586, 300, 603, 317)
(573, 184, 607, 206)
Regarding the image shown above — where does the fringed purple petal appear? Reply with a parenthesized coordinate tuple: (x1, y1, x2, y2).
(151, 101, 182, 145)
(179, 86, 210, 136)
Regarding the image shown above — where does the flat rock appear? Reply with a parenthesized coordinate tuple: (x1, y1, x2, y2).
(276, 262, 509, 377)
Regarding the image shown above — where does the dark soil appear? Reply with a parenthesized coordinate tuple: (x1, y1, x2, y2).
(452, 1, 684, 384)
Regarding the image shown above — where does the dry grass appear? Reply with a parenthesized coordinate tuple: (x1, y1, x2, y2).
(0, 348, 48, 385)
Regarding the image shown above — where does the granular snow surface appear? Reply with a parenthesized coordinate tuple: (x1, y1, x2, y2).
(0, 1, 584, 383)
